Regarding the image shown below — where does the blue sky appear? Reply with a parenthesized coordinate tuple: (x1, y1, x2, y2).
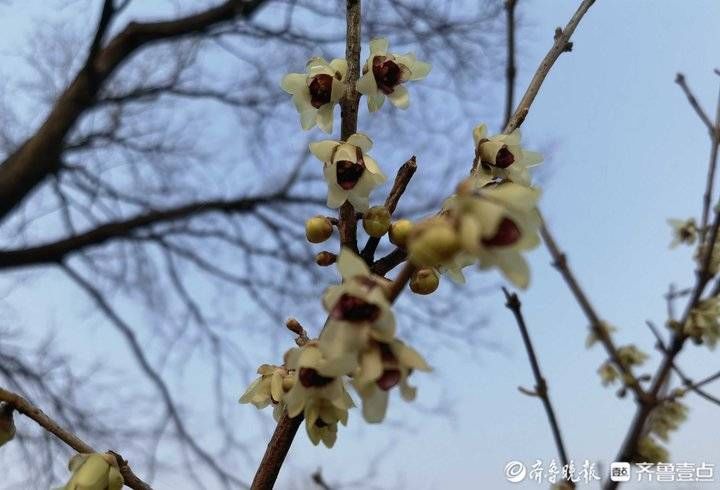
(1, 1, 720, 489)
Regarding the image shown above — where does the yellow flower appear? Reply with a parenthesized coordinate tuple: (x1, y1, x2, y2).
(281, 57, 348, 133)
(60, 453, 123, 490)
(356, 38, 431, 112)
(319, 249, 395, 374)
(309, 133, 386, 211)
(352, 339, 431, 423)
(685, 297, 720, 347)
(451, 180, 542, 288)
(239, 364, 293, 409)
(283, 343, 354, 419)
(667, 218, 697, 248)
(304, 397, 349, 448)
(473, 124, 543, 185)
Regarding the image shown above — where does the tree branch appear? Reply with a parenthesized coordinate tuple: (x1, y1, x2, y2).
(0, 193, 321, 270)
(0, 0, 267, 223)
(503, 0, 595, 133)
(502, 289, 573, 485)
(0, 387, 152, 490)
(503, 0, 518, 129)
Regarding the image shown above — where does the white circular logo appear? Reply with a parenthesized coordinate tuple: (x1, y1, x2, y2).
(505, 461, 527, 483)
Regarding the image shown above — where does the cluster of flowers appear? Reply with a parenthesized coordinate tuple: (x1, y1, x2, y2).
(241, 249, 430, 446)
(242, 37, 545, 447)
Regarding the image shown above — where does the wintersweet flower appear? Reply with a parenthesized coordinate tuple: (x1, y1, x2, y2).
(281, 57, 348, 133)
(453, 180, 542, 288)
(352, 339, 431, 423)
(356, 38, 431, 112)
(309, 133, 386, 211)
(283, 343, 355, 419)
(684, 297, 720, 347)
(59, 453, 123, 490)
(304, 397, 349, 448)
(667, 218, 697, 248)
(319, 248, 395, 373)
(473, 124, 543, 185)
(239, 364, 293, 409)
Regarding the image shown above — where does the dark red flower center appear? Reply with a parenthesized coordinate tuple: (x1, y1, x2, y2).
(372, 56, 403, 95)
(331, 294, 381, 323)
(336, 155, 365, 190)
(315, 418, 330, 428)
(298, 367, 334, 388)
(482, 218, 521, 248)
(494, 146, 515, 168)
(308, 74, 334, 109)
(377, 369, 401, 391)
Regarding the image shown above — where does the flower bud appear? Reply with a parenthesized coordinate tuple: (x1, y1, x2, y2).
(389, 219, 413, 247)
(64, 453, 123, 490)
(362, 206, 391, 237)
(0, 403, 15, 448)
(305, 216, 333, 243)
(407, 218, 460, 267)
(410, 268, 440, 295)
(315, 251, 337, 266)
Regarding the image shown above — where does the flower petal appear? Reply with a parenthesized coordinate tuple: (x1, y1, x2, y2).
(346, 133, 373, 152)
(281, 73, 307, 94)
(330, 58, 348, 78)
(387, 85, 410, 109)
(310, 140, 339, 162)
(409, 60, 431, 80)
(337, 247, 371, 278)
(367, 94, 385, 112)
(369, 37, 389, 55)
(316, 104, 334, 134)
(356, 71, 378, 96)
(362, 387, 389, 423)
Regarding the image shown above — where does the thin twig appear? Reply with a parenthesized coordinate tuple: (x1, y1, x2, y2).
(501, 289, 573, 483)
(503, 0, 518, 129)
(0, 387, 152, 490)
(609, 79, 720, 488)
(645, 321, 720, 406)
(504, 0, 596, 133)
(675, 74, 720, 240)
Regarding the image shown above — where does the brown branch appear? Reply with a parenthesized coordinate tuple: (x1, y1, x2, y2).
(503, 0, 518, 129)
(361, 156, 417, 263)
(645, 321, 720, 406)
(502, 289, 573, 485)
(608, 81, 720, 489)
(0, 0, 267, 223)
(0, 193, 321, 270)
(250, 2, 362, 487)
(0, 387, 152, 490)
(371, 247, 407, 276)
(503, 0, 596, 133)
(675, 73, 716, 135)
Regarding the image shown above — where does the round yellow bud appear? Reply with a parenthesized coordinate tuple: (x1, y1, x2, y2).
(362, 206, 391, 237)
(407, 218, 460, 267)
(410, 268, 440, 295)
(389, 219, 413, 247)
(305, 216, 333, 243)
